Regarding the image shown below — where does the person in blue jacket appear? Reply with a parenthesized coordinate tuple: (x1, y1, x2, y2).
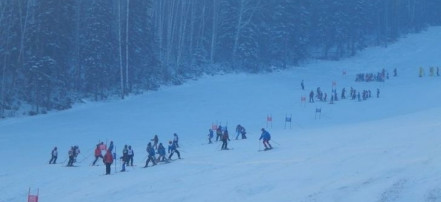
(157, 143, 166, 162)
(259, 128, 272, 150)
(168, 141, 181, 160)
(144, 142, 157, 168)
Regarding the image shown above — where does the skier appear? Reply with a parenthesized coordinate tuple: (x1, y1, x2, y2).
(301, 80, 304, 90)
(173, 133, 179, 148)
(240, 125, 247, 139)
(127, 145, 134, 166)
(103, 149, 113, 175)
(259, 128, 272, 150)
(108, 141, 114, 153)
(208, 129, 214, 144)
(92, 144, 103, 166)
(168, 140, 181, 160)
(377, 88, 380, 98)
(49, 146, 58, 164)
(341, 88, 346, 99)
(216, 125, 222, 142)
(151, 135, 159, 150)
(393, 68, 397, 77)
(157, 143, 166, 162)
(67, 146, 75, 166)
(120, 145, 128, 171)
(73, 145, 80, 163)
(221, 129, 230, 150)
(309, 90, 314, 103)
(235, 124, 242, 140)
(144, 142, 157, 168)
(419, 67, 424, 77)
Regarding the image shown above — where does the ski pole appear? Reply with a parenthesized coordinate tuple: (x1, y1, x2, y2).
(79, 152, 93, 163)
(79, 146, 95, 163)
(271, 139, 281, 146)
(218, 142, 223, 150)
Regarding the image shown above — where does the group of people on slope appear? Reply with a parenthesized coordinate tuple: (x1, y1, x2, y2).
(207, 124, 271, 151)
(207, 124, 247, 147)
(49, 128, 273, 175)
(143, 136, 181, 168)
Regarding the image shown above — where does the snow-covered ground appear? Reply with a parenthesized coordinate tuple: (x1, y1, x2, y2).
(1, 27, 441, 202)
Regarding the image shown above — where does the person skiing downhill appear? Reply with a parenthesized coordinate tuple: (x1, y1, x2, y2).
(49, 146, 58, 164)
(259, 128, 272, 150)
(120, 145, 128, 172)
(151, 135, 159, 150)
(216, 125, 222, 142)
(208, 129, 214, 144)
(168, 141, 181, 160)
(73, 145, 80, 163)
(144, 142, 156, 168)
(240, 125, 247, 139)
(108, 141, 114, 153)
(122, 145, 129, 166)
(92, 144, 103, 166)
(103, 149, 113, 175)
(157, 143, 166, 162)
(67, 146, 75, 166)
(173, 133, 179, 148)
(221, 129, 230, 150)
(235, 125, 242, 140)
(127, 145, 134, 166)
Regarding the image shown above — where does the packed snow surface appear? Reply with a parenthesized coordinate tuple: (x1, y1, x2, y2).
(1, 27, 441, 202)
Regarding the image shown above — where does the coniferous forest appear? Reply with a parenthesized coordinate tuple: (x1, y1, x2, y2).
(0, 0, 440, 117)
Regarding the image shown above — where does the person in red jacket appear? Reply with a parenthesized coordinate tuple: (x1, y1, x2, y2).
(103, 150, 114, 175)
(92, 144, 103, 166)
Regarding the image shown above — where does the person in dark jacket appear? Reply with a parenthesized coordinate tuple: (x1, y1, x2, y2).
(103, 149, 114, 175)
(168, 141, 181, 159)
(216, 125, 222, 142)
(151, 135, 159, 150)
(127, 145, 134, 166)
(240, 125, 247, 139)
(259, 128, 272, 150)
(49, 146, 58, 164)
(120, 145, 129, 172)
(92, 144, 103, 166)
(108, 141, 114, 153)
(73, 145, 80, 163)
(173, 133, 179, 148)
(122, 145, 129, 166)
(221, 129, 230, 150)
(208, 129, 214, 144)
(144, 142, 157, 168)
(157, 143, 166, 162)
(67, 146, 75, 166)
(235, 125, 242, 140)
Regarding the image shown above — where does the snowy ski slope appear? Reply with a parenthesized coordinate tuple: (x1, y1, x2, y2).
(0, 27, 441, 202)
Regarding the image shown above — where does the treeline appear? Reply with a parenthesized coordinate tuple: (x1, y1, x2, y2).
(0, 0, 440, 117)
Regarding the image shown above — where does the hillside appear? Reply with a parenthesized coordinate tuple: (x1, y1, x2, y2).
(0, 27, 441, 202)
